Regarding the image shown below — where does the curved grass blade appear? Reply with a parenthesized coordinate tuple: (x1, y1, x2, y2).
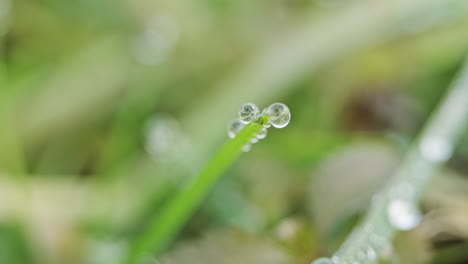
(124, 115, 270, 264)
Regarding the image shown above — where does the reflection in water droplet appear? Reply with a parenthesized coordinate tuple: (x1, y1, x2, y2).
(312, 257, 333, 264)
(266, 103, 291, 128)
(239, 103, 260, 124)
(419, 136, 452, 162)
(256, 127, 268, 139)
(387, 199, 421, 230)
(227, 119, 245, 139)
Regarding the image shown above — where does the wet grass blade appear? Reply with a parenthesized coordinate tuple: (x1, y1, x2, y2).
(124, 115, 270, 264)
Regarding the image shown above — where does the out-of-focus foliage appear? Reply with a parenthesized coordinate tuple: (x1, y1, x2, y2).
(1, 0, 468, 263)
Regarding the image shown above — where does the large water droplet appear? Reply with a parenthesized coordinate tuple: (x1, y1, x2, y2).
(266, 103, 291, 128)
(239, 103, 260, 124)
(312, 258, 333, 264)
(227, 119, 245, 138)
(419, 136, 452, 162)
(387, 199, 421, 230)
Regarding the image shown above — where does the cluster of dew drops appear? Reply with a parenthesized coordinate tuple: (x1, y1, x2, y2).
(312, 185, 422, 264)
(227, 102, 291, 152)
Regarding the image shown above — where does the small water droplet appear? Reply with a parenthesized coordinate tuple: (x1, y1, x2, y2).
(312, 258, 333, 264)
(387, 199, 421, 230)
(227, 119, 245, 138)
(256, 127, 268, 139)
(242, 143, 252, 152)
(419, 136, 452, 162)
(266, 103, 291, 128)
(251, 137, 259, 144)
(239, 103, 260, 124)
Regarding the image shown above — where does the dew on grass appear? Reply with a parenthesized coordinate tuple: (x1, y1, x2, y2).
(242, 143, 252, 152)
(239, 103, 260, 124)
(266, 103, 291, 128)
(227, 119, 245, 138)
(387, 199, 421, 230)
(256, 127, 268, 139)
(419, 136, 453, 162)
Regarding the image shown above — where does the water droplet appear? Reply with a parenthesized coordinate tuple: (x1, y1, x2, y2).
(227, 119, 245, 139)
(242, 143, 252, 152)
(239, 103, 260, 124)
(419, 136, 452, 162)
(256, 127, 268, 139)
(387, 199, 421, 230)
(266, 103, 291, 128)
(251, 137, 259, 144)
(312, 258, 333, 264)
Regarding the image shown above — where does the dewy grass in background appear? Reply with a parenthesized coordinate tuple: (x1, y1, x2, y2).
(125, 103, 291, 264)
(312, 58, 468, 264)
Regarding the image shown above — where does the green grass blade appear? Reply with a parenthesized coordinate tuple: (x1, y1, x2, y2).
(314, 58, 468, 264)
(124, 115, 270, 264)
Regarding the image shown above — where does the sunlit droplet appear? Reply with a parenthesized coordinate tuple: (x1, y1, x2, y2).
(227, 119, 245, 139)
(312, 258, 333, 264)
(239, 103, 260, 124)
(266, 103, 291, 128)
(419, 136, 452, 162)
(387, 199, 421, 231)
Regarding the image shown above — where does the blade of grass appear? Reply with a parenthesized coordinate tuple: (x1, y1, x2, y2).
(124, 115, 270, 264)
(317, 57, 468, 264)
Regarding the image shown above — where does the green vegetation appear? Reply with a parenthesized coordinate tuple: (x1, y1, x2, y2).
(2, 1, 468, 264)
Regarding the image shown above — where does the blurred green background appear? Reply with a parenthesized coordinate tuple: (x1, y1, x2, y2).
(2, 0, 468, 263)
